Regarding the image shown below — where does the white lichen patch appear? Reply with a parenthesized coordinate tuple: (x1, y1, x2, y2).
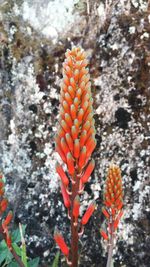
(19, 0, 79, 42)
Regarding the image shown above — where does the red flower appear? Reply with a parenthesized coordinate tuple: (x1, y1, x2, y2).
(100, 229, 108, 240)
(73, 196, 80, 218)
(54, 232, 69, 257)
(56, 163, 69, 186)
(61, 183, 71, 209)
(81, 159, 95, 184)
(81, 201, 96, 225)
(101, 165, 124, 242)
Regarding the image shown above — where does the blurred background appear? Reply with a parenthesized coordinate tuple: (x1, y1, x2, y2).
(0, 0, 150, 266)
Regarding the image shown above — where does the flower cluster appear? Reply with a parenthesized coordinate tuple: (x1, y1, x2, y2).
(0, 173, 12, 249)
(55, 47, 96, 262)
(100, 165, 123, 241)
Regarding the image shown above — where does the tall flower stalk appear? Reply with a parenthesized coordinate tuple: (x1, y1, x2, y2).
(55, 47, 96, 267)
(100, 165, 124, 267)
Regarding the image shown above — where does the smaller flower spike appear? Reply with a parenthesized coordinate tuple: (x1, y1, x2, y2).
(81, 201, 96, 225)
(54, 231, 69, 257)
(101, 165, 124, 267)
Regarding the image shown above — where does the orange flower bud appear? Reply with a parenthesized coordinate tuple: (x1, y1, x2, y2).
(68, 86, 75, 99)
(71, 126, 78, 140)
(65, 113, 73, 128)
(86, 139, 96, 160)
(80, 130, 87, 146)
(74, 69, 79, 82)
(70, 104, 76, 120)
(65, 133, 73, 153)
(76, 89, 82, 100)
(82, 121, 90, 132)
(77, 109, 84, 123)
(61, 120, 70, 133)
(54, 232, 69, 257)
(78, 146, 86, 169)
(74, 139, 80, 159)
(62, 100, 69, 112)
(74, 97, 79, 109)
(61, 138, 70, 155)
(81, 201, 96, 225)
(67, 153, 75, 175)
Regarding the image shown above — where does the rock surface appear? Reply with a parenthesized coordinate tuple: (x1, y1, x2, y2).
(0, 0, 150, 266)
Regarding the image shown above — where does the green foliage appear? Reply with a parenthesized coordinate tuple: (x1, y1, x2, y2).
(51, 252, 60, 267)
(28, 258, 40, 267)
(0, 240, 13, 265)
(0, 225, 39, 267)
(11, 225, 26, 244)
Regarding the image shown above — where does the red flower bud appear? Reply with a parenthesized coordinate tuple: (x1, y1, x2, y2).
(74, 139, 80, 159)
(102, 208, 110, 219)
(0, 199, 8, 212)
(80, 130, 87, 146)
(100, 229, 108, 240)
(78, 146, 86, 169)
(81, 201, 96, 225)
(61, 138, 70, 155)
(67, 153, 75, 175)
(54, 232, 69, 257)
(113, 218, 119, 230)
(61, 183, 71, 209)
(71, 126, 78, 140)
(111, 207, 116, 216)
(55, 144, 66, 163)
(6, 231, 12, 249)
(56, 163, 69, 186)
(65, 133, 74, 152)
(81, 159, 95, 184)
(73, 196, 80, 218)
(2, 211, 13, 228)
(0, 181, 4, 188)
(70, 104, 76, 120)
